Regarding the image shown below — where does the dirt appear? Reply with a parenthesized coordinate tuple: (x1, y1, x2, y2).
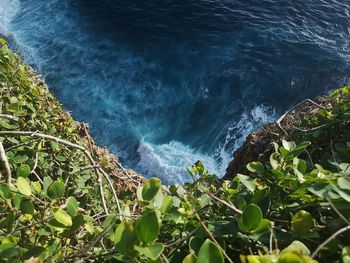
(224, 96, 329, 179)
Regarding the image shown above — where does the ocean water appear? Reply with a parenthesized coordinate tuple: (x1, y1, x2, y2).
(1, 0, 350, 184)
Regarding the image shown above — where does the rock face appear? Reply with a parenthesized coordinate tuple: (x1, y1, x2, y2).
(224, 123, 279, 179)
(224, 97, 327, 179)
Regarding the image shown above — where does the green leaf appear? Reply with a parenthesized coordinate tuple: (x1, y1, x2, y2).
(291, 210, 314, 235)
(289, 141, 311, 157)
(278, 252, 306, 263)
(62, 215, 85, 237)
(114, 221, 137, 254)
(251, 219, 272, 234)
(336, 188, 350, 203)
(43, 176, 53, 193)
(0, 184, 12, 199)
(20, 200, 34, 215)
(293, 158, 307, 174)
(183, 252, 198, 263)
(32, 181, 42, 192)
(21, 246, 46, 260)
(6, 211, 15, 232)
(308, 183, 329, 198)
(16, 177, 32, 196)
(342, 247, 350, 263)
(240, 204, 262, 231)
(16, 164, 31, 178)
(160, 195, 173, 213)
(53, 208, 72, 227)
(197, 239, 224, 263)
(198, 194, 211, 208)
(252, 187, 270, 204)
(247, 162, 264, 174)
(142, 177, 161, 201)
(270, 153, 280, 169)
(281, 240, 310, 255)
(237, 174, 256, 193)
(282, 140, 296, 151)
(47, 181, 65, 199)
(136, 211, 159, 244)
(66, 196, 79, 217)
(103, 214, 117, 229)
(338, 177, 350, 190)
(135, 243, 164, 261)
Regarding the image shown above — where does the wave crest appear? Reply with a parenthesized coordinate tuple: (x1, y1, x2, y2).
(0, 0, 20, 35)
(138, 105, 275, 184)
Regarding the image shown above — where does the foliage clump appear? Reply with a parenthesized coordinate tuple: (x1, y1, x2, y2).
(1, 39, 350, 262)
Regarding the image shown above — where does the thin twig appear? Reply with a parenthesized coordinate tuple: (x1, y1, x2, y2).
(269, 227, 273, 254)
(206, 192, 242, 214)
(293, 122, 338, 133)
(0, 114, 19, 122)
(328, 200, 350, 225)
(277, 99, 329, 125)
(65, 165, 98, 186)
(311, 225, 350, 258)
(304, 149, 314, 167)
(0, 141, 11, 184)
(165, 226, 200, 248)
(31, 152, 43, 184)
(0, 130, 110, 215)
(4, 138, 41, 151)
(98, 166, 123, 220)
(194, 211, 234, 263)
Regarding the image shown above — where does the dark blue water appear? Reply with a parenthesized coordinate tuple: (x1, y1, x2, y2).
(1, 0, 350, 183)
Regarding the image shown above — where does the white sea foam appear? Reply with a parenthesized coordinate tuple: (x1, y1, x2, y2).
(0, 0, 20, 35)
(137, 105, 275, 184)
(213, 105, 276, 170)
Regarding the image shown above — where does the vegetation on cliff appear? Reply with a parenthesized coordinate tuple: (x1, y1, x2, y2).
(0, 39, 350, 263)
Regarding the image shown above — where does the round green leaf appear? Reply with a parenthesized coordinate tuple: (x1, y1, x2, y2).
(114, 221, 137, 255)
(0, 184, 12, 199)
(252, 219, 272, 234)
(21, 246, 46, 260)
(291, 210, 314, 235)
(16, 164, 31, 178)
(20, 200, 34, 215)
(16, 177, 32, 196)
(66, 196, 78, 217)
(197, 239, 224, 263)
(278, 252, 305, 263)
(136, 211, 159, 244)
(160, 195, 173, 213)
(53, 208, 72, 227)
(240, 204, 262, 231)
(135, 243, 164, 261)
(342, 246, 350, 263)
(237, 174, 256, 193)
(142, 177, 161, 201)
(47, 181, 65, 199)
(247, 162, 264, 174)
(338, 177, 350, 191)
(282, 241, 310, 255)
(183, 252, 198, 263)
(32, 182, 42, 192)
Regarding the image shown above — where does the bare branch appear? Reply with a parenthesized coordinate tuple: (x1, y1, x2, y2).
(194, 211, 234, 263)
(311, 225, 350, 258)
(277, 99, 329, 125)
(206, 192, 242, 214)
(0, 114, 18, 122)
(0, 130, 110, 214)
(0, 141, 11, 184)
(328, 200, 350, 225)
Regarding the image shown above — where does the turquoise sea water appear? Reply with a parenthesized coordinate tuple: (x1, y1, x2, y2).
(1, 0, 350, 183)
